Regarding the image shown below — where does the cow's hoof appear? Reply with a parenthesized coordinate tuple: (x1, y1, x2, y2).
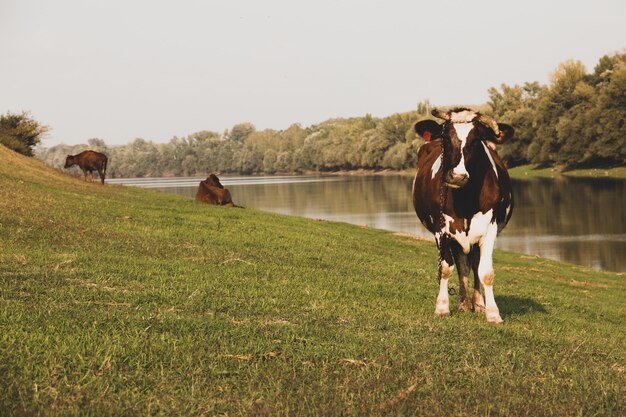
(458, 300, 472, 312)
(485, 308, 503, 324)
(435, 305, 450, 317)
(435, 299, 449, 317)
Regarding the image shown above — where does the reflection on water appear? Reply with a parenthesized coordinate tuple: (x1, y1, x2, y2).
(109, 175, 626, 273)
(501, 178, 625, 273)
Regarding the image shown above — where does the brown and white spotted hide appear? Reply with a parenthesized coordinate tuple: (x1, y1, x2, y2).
(412, 108, 514, 323)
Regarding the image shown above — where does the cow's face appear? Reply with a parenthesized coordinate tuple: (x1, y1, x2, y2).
(64, 155, 75, 168)
(415, 108, 514, 188)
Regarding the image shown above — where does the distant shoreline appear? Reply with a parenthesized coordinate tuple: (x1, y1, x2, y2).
(310, 165, 626, 180)
(105, 165, 626, 181)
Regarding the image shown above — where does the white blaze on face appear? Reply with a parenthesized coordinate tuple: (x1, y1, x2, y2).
(450, 110, 476, 123)
(451, 123, 473, 177)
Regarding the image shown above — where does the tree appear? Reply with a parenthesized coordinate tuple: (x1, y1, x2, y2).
(587, 59, 626, 165)
(488, 82, 545, 166)
(554, 81, 597, 166)
(263, 149, 278, 173)
(0, 111, 49, 156)
(416, 99, 432, 116)
(532, 61, 587, 164)
(382, 141, 412, 169)
(378, 112, 415, 144)
(359, 130, 394, 169)
(275, 150, 293, 172)
(87, 138, 109, 153)
(227, 122, 256, 142)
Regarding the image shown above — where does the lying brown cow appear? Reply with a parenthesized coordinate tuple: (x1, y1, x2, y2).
(65, 150, 108, 184)
(195, 174, 236, 207)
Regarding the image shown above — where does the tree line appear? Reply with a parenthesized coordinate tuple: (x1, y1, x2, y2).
(5, 53, 625, 177)
(36, 111, 429, 178)
(489, 52, 626, 168)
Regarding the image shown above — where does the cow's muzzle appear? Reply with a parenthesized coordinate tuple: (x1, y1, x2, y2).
(444, 171, 469, 188)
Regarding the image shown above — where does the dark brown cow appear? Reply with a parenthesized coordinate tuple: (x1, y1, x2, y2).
(195, 174, 236, 207)
(412, 108, 514, 323)
(65, 150, 108, 184)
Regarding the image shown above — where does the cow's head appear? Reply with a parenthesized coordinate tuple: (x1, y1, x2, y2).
(64, 155, 75, 168)
(203, 173, 224, 189)
(414, 108, 514, 188)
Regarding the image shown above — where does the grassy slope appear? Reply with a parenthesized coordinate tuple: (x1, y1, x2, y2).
(0, 146, 624, 416)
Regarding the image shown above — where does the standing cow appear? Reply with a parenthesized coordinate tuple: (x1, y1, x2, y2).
(65, 150, 108, 184)
(412, 108, 514, 323)
(195, 174, 236, 207)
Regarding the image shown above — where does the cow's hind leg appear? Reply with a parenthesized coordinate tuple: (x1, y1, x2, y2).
(451, 242, 471, 312)
(435, 235, 455, 317)
(470, 244, 485, 313)
(476, 223, 503, 324)
(97, 167, 106, 184)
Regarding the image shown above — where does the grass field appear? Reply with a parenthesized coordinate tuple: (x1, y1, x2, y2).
(1, 145, 624, 416)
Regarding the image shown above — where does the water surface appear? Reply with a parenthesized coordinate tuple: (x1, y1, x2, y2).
(108, 175, 625, 272)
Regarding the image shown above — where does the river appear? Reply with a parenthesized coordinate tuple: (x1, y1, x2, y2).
(107, 175, 626, 273)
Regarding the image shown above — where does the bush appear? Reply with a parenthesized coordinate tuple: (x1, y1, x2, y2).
(0, 112, 49, 157)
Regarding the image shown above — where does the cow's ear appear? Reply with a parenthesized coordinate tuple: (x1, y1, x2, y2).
(414, 120, 442, 142)
(494, 123, 514, 144)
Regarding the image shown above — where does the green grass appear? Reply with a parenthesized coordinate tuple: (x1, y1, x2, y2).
(1, 145, 624, 416)
(508, 164, 626, 179)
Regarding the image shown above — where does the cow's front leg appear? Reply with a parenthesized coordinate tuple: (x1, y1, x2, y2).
(477, 223, 502, 324)
(435, 235, 454, 317)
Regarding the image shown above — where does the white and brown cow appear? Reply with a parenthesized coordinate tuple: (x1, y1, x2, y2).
(412, 108, 514, 323)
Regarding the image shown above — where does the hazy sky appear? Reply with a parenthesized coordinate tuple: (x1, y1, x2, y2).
(1, 0, 625, 146)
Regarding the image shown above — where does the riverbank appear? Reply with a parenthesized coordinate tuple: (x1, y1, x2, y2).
(321, 164, 626, 180)
(1, 145, 624, 416)
(103, 163, 626, 182)
(265, 164, 626, 180)
(508, 164, 626, 179)
(336, 165, 626, 180)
